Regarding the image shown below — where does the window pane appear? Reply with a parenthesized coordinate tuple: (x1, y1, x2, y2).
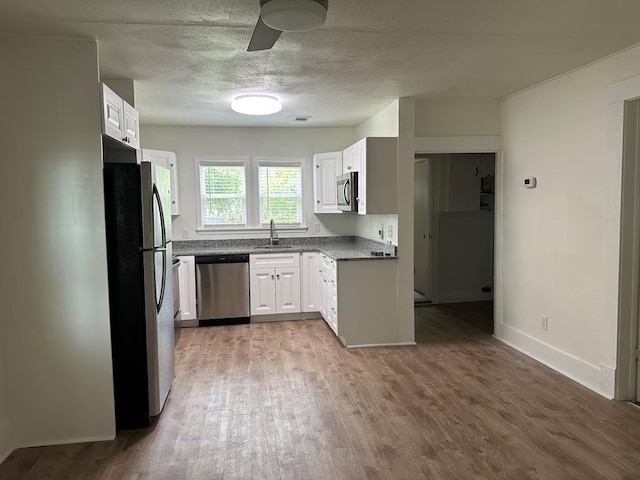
(200, 165, 246, 225)
(259, 165, 302, 224)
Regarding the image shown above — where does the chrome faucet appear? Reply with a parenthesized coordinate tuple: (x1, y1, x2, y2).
(269, 218, 279, 246)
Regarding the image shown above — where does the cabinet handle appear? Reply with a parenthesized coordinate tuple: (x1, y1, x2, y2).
(271, 274, 275, 280)
(317, 200, 320, 204)
(277, 274, 280, 280)
(347, 166, 352, 170)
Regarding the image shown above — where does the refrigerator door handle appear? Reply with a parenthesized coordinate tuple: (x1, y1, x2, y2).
(156, 248, 167, 313)
(152, 184, 168, 248)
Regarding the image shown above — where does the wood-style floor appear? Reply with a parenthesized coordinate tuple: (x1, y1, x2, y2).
(2, 303, 640, 479)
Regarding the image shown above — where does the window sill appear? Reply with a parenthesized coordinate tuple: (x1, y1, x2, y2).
(195, 225, 309, 235)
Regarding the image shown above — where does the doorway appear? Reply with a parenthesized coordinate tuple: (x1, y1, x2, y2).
(617, 97, 640, 402)
(414, 152, 496, 335)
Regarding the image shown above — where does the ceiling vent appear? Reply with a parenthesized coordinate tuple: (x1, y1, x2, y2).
(294, 116, 311, 122)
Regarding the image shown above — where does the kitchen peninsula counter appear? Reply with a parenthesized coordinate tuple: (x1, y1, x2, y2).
(172, 236, 397, 261)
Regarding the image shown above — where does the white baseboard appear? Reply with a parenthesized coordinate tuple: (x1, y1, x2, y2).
(16, 434, 115, 450)
(437, 291, 493, 304)
(346, 342, 417, 349)
(495, 324, 613, 399)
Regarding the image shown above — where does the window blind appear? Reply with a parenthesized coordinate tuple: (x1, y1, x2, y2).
(258, 164, 302, 225)
(199, 164, 246, 225)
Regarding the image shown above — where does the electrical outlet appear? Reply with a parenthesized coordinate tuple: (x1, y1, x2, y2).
(313, 223, 320, 234)
(387, 225, 393, 238)
(379, 224, 385, 240)
(540, 315, 549, 332)
(181, 228, 190, 239)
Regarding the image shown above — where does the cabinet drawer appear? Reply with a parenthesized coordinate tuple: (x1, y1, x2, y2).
(320, 254, 336, 276)
(250, 253, 300, 269)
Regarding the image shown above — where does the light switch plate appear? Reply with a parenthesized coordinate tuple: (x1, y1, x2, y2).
(313, 223, 320, 234)
(181, 228, 190, 239)
(387, 225, 393, 238)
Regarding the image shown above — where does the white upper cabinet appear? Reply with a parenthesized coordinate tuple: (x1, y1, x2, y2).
(101, 83, 140, 150)
(142, 149, 180, 216)
(342, 137, 397, 215)
(122, 102, 140, 150)
(313, 151, 343, 214)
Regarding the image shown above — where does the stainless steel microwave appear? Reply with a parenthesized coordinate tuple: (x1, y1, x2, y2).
(337, 172, 358, 212)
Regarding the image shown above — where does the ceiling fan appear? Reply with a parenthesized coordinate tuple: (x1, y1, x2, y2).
(248, 0, 329, 52)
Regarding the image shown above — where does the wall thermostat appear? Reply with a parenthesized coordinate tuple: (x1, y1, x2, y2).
(523, 177, 537, 188)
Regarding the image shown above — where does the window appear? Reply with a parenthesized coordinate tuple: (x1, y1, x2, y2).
(258, 163, 303, 225)
(199, 161, 246, 226)
(196, 157, 305, 231)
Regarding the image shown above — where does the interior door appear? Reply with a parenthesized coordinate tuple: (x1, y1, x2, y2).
(414, 160, 430, 298)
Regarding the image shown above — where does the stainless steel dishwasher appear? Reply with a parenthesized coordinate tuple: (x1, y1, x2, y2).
(195, 254, 250, 326)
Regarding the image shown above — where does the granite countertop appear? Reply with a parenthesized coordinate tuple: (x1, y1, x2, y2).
(172, 236, 397, 261)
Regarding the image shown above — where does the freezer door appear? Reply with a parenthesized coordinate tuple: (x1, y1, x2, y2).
(141, 162, 172, 250)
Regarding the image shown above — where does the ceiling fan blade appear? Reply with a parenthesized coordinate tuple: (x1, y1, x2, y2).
(247, 15, 282, 52)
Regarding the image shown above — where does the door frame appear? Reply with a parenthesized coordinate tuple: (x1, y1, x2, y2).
(414, 157, 431, 299)
(611, 77, 640, 401)
(414, 136, 502, 334)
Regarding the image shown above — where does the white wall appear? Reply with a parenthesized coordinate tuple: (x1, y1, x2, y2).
(0, 36, 115, 449)
(354, 98, 414, 344)
(498, 44, 640, 397)
(415, 98, 501, 137)
(355, 100, 399, 138)
(352, 100, 400, 244)
(140, 126, 359, 241)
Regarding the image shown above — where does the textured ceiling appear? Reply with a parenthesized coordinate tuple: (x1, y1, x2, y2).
(2, 0, 640, 127)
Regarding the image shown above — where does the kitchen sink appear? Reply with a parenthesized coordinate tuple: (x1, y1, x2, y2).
(253, 245, 293, 249)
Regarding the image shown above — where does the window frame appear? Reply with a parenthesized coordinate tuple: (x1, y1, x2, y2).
(195, 155, 307, 233)
(256, 158, 304, 227)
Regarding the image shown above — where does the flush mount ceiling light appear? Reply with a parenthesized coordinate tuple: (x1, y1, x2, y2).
(231, 95, 283, 115)
(261, 0, 328, 32)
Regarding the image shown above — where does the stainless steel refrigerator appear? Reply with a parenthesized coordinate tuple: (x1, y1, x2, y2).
(103, 161, 175, 430)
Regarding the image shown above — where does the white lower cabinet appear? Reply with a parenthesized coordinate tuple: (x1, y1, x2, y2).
(249, 254, 301, 316)
(320, 254, 338, 335)
(274, 267, 301, 314)
(177, 256, 197, 322)
(301, 252, 322, 312)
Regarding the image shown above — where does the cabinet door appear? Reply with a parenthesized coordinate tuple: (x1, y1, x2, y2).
(328, 278, 338, 334)
(313, 152, 342, 214)
(275, 267, 301, 314)
(122, 101, 140, 150)
(101, 84, 124, 143)
(250, 268, 276, 315)
(142, 150, 180, 216)
(301, 253, 321, 312)
(178, 256, 197, 321)
(320, 271, 328, 320)
(167, 153, 180, 215)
